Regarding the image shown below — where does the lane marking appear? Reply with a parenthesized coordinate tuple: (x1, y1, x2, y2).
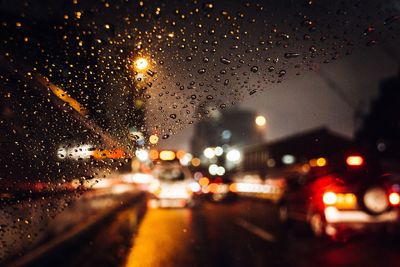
(235, 218, 276, 242)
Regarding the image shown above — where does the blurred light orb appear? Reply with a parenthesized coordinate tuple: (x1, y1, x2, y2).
(226, 149, 241, 162)
(149, 134, 159, 144)
(208, 164, 219, 175)
(255, 115, 266, 127)
(135, 149, 149, 162)
(203, 147, 215, 159)
(316, 157, 327, 167)
(134, 57, 149, 71)
(214, 146, 224, 156)
(282, 154, 295, 165)
(191, 158, 201, 167)
(222, 130, 232, 140)
(217, 166, 226, 176)
(389, 192, 400, 205)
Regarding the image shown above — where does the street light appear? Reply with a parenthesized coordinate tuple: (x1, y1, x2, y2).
(203, 147, 215, 159)
(133, 57, 149, 71)
(255, 115, 266, 127)
(226, 149, 241, 162)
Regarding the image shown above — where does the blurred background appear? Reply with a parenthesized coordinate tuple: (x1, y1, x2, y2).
(1, 0, 400, 266)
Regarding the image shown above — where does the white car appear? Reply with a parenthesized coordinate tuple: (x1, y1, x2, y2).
(148, 162, 200, 208)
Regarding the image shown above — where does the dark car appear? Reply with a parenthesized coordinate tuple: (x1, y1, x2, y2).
(278, 153, 400, 238)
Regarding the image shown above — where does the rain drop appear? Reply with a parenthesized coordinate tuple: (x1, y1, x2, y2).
(250, 66, 258, 73)
(278, 70, 286, 77)
(284, 53, 300, 59)
(220, 57, 231, 65)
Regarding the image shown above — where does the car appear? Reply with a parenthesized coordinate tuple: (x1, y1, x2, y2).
(278, 153, 400, 239)
(148, 160, 200, 208)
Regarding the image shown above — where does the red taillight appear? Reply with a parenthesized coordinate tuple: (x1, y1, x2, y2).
(323, 192, 337, 205)
(346, 155, 364, 166)
(389, 192, 400, 206)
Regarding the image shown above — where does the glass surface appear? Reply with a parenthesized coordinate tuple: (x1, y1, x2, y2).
(1, 0, 400, 266)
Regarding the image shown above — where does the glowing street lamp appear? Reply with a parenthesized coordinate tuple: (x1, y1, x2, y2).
(133, 57, 149, 71)
(255, 115, 266, 127)
(226, 149, 241, 162)
(203, 147, 215, 159)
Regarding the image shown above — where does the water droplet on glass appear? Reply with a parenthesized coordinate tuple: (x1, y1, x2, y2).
(284, 53, 300, 59)
(363, 27, 375, 35)
(170, 114, 177, 119)
(198, 68, 206, 74)
(249, 89, 257, 95)
(147, 69, 156, 77)
(384, 16, 400, 25)
(220, 57, 231, 65)
(250, 66, 258, 73)
(366, 40, 377, 46)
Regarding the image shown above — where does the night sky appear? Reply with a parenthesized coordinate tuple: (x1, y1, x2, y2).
(159, 42, 400, 151)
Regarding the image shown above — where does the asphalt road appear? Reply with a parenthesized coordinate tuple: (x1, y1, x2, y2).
(124, 198, 400, 267)
(22, 197, 400, 267)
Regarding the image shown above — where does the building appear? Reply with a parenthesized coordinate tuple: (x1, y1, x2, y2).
(243, 127, 352, 177)
(190, 107, 265, 157)
(356, 72, 400, 160)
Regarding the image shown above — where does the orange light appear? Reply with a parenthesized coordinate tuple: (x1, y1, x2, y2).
(301, 163, 311, 172)
(149, 149, 159, 160)
(335, 193, 357, 209)
(389, 192, 400, 206)
(309, 159, 317, 167)
(323, 192, 337, 205)
(108, 149, 125, 159)
(37, 76, 87, 115)
(209, 183, 219, 194)
(229, 183, 237, 193)
(346, 155, 364, 166)
(191, 157, 201, 167)
(316, 157, 327, 167)
(199, 177, 210, 186)
(93, 149, 125, 160)
(176, 150, 186, 160)
(159, 150, 175, 161)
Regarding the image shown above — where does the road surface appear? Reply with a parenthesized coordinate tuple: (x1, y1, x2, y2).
(24, 197, 400, 267)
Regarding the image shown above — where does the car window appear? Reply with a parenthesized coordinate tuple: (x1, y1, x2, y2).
(1, 0, 400, 266)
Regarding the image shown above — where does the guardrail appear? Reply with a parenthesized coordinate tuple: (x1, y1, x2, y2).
(3, 192, 147, 267)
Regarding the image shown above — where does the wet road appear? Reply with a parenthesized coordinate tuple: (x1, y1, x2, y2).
(22, 197, 400, 267)
(124, 198, 400, 267)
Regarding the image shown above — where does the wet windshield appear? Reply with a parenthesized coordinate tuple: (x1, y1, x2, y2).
(1, 0, 400, 266)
